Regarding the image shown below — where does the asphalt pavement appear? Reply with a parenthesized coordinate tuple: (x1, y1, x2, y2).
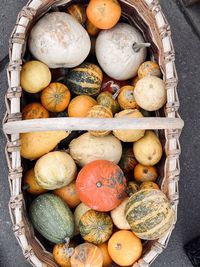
(0, 0, 200, 266)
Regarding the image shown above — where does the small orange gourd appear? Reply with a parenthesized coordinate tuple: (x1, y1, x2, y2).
(131, 76, 140, 87)
(139, 181, 159, 190)
(22, 102, 49, 120)
(53, 242, 75, 267)
(138, 61, 162, 79)
(23, 168, 47, 195)
(68, 95, 97, 117)
(134, 164, 158, 182)
(67, 4, 86, 24)
(98, 243, 113, 267)
(53, 181, 81, 208)
(108, 230, 142, 266)
(86, 0, 121, 30)
(70, 243, 103, 267)
(87, 105, 113, 137)
(41, 82, 71, 112)
(118, 85, 139, 110)
(86, 19, 100, 36)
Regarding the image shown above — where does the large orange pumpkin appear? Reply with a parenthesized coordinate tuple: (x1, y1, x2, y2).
(70, 243, 103, 267)
(41, 82, 71, 112)
(86, 0, 121, 30)
(76, 160, 127, 212)
(22, 102, 49, 120)
(108, 230, 142, 266)
(53, 181, 81, 208)
(68, 95, 97, 117)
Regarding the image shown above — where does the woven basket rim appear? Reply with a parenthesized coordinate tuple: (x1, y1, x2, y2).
(3, 0, 183, 266)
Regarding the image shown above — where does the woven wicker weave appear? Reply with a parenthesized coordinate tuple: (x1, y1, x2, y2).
(3, 0, 184, 266)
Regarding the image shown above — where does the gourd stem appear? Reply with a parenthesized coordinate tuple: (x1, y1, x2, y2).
(132, 42, 151, 52)
(64, 237, 74, 257)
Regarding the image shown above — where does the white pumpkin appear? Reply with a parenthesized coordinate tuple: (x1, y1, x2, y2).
(69, 132, 122, 167)
(96, 23, 148, 80)
(29, 12, 91, 68)
(134, 76, 167, 111)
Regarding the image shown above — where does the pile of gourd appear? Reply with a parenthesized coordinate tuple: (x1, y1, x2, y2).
(20, 1, 174, 267)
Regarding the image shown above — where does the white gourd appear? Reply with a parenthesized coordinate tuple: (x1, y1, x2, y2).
(96, 23, 149, 80)
(29, 12, 91, 68)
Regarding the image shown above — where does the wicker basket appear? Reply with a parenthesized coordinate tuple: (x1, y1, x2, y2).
(3, 0, 184, 266)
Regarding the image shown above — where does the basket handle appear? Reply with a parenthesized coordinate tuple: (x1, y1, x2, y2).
(3, 117, 184, 134)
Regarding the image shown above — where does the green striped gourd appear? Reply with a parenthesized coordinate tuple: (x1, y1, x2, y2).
(66, 62, 103, 96)
(29, 194, 74, 243)
(125, 189, 175, 240)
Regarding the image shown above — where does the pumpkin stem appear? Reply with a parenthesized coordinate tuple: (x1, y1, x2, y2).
(132, 42, 151, 52)
(64, 237, 74, 257)
(115, 243, 122, 250)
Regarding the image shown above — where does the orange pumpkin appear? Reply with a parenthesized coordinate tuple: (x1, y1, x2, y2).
(76, 160, 127, 212)
(53, 181, 81, 208)
(131, 76, 140, 87)
(139, 181, 159, 190)
(86, 19, 100, 36)
(138, 61, 162, 79)
(87, 105, 113, 137)
(70, 243, 103, 267)
(67, 4, 86, 24)
(86, 0, 121, 30)
(118, 85, 139, 110)
(41, 82, 71, 112)
(53, 242, 75, 267)
(68, 95, 97, 117)
(22, 102, 49, 120)
(23, 168, 47, 195)
(98, 243, 113, 267)
(108, 230, 142, 266)
(134, 164, 158, 182)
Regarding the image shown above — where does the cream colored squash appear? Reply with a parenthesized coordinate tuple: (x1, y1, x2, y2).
(69, 132, 122, 167)
(96, 23, 147, 80)
(74, 202, 91, 235)
(133, 131, 163, 166)
(35, 151, 77, 190)
(113, 109, 145, 142)
(29, 12, 91, 68)
(111, 197, 131, 230)
(134, 76, 167, 111)
(20, 131, 69, 160)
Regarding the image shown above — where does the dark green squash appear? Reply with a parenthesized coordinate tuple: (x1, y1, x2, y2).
(29, 193, 74, 243)
(66, 62, 103, 96)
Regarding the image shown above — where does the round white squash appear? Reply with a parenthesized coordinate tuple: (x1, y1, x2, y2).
(35, 151, 77, 190)
(134, 76, 167, 111)
(74, 202, 91, 235)
(111, 197, 131, 230)
(29, 12, 91, 68)
(69, 132, 122, 167)
(113, 109, 145, 142)
(96, 23, 147, 80)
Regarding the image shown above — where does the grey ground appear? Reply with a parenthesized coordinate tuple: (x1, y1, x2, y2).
(0, 0, 200, 266)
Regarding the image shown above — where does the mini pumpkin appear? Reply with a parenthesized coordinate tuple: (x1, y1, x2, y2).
(68, 95, 97, 117)
(23, 168, 47, 195)
(138, 61, 161, 79)
(76, 160, 126, 212)
(53, 242, 75, 267)
(70, 243, 103, 267)
(118, 85, 139, 110)
(41, 82, 71, 112)
(22, 102, 49, 120)
(86, 19, 100, 36)
(134, 76, 167, 111)
(67, 4, 86, 24)
(139, 181, 159, 190)
(87, 105, 113, 137)
(86, 0, 121, 30)
(97, 92, 120, 114)
(79, 210, 113, 244)
(113, 109, 145, 142)
(108, 230, 142, 266)
(134, 164, 158, 182)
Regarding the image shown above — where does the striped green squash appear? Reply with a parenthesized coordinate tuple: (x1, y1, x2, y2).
(125, 189, 175, 240)
(29, 194, 74, 243)
(79, 209, 113, 244)
(66, 62, 103, 96)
